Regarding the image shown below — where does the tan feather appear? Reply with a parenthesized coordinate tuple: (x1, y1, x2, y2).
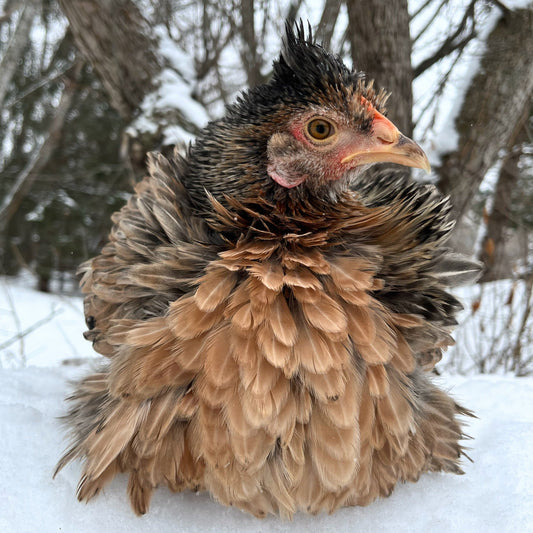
(231, 303, 254, 331)
(248, 262, 284, 291)
(301, 293, 348, 335)
(231, 331, 257, 366)
(224, 394, 258, 439)
(239, 353, 281, 397)
(390, 332, 415, 373)
(85, 400, 151, 480)
(176, 336, 209, 372)
(310, 445, 357, 492)
(247, 276, 279, 304)
(270, 374, 291, 412)
(194, 269, 238, 312)
(291, 286, 321, 303)
(323, 336, 350, 368)
(256, 324, 292, 368)
(230, 429, 275, 472)
(268, 293, 298, 346)
(303, 367, 347, 403)
(77, 462, 119, 503)
(399, 437, 427, 480)
(282, 248, 330, 273)
(224, 280, 250, 314)
(358, 383, 376, 447)
(318, 369, 361, 429)
(196, 377, 235, 408)
(219, 240, 278, 261)
(346, 304, 376, 346)
(137, 393, 181, 443)
(203, 327, 239, 388)
(308, 408, 358, 462)
(376, 377, 414, 437)
(135, 347, 194, 394)
(390, 313, 424, 328)
(168, 296, 222, 340)
(329, 257, 375, 291)
(241, 387, 275, 427)
(199, 403, 232, 468)
(262, 461, 297, 517)
(241, 375, 290, 428)
(294, 325, 335, 374)
(366, 364, 390, 398)
(125, 318, 173, 347)
(178, 430, 205, 486)
(294, 456, 326, 513)
(266, 392, 297, 444)
(356, 332, 393, 365)
(285, 422, 306, 466)
(148, 426, 184, 488)
(294, 387, 312, 424)
(127, 470, 154, 515)
(174, 389, 198, 418)
(336, 287, 372, 306)
(370, 418, 386, 450)
(283, 267, 322, 289)
(279, 444, 305, 486)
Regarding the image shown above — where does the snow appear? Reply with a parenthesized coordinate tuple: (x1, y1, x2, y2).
(0, 275, 94, 368)
(127, 26, 210, 147)
(1, 276, 533, 532)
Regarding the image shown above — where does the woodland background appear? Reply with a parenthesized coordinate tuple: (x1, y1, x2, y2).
(1, 0, 533, 375)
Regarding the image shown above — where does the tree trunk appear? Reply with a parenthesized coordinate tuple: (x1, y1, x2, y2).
(57, 0, 161, 121)
(239, 0, 265, 88)
(316, 0, 342, 50)
(478, 103, 530, 282)
(436, 7, 533, 225)
(345, 0, 413, 137)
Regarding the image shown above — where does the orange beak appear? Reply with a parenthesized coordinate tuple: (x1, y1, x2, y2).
(341, 108, 431, 173)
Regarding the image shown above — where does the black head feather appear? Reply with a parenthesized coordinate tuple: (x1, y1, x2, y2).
(273, 21, 363, 103)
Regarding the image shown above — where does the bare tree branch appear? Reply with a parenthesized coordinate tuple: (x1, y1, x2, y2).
(0, 59, 84, 233)
(0, 0, 39, 108)
(413, 0, 476, 78)
(412, 0, 448, 44)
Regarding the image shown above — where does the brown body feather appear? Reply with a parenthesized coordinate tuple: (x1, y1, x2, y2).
(56, 25, 479, 519)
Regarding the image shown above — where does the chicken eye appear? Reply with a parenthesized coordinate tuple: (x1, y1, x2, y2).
(307, 119, 334, 141)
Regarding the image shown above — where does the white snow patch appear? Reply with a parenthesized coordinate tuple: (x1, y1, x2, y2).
(0, 276, 95, 368)
(127, 26, 209, 146)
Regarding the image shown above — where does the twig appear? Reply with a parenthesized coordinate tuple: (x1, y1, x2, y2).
(0, 307, 63, 352)
(1, 281, 25, 365)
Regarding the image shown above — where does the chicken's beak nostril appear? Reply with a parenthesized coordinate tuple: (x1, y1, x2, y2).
(377, 135, 395, 145)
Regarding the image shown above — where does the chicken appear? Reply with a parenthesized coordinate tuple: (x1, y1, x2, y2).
(55, 24, 479, 518)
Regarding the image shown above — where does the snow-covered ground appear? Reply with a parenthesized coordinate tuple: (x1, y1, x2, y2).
(1, 276, 532, 532)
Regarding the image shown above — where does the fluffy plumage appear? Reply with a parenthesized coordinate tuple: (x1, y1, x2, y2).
(55, 24, 479, 518)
